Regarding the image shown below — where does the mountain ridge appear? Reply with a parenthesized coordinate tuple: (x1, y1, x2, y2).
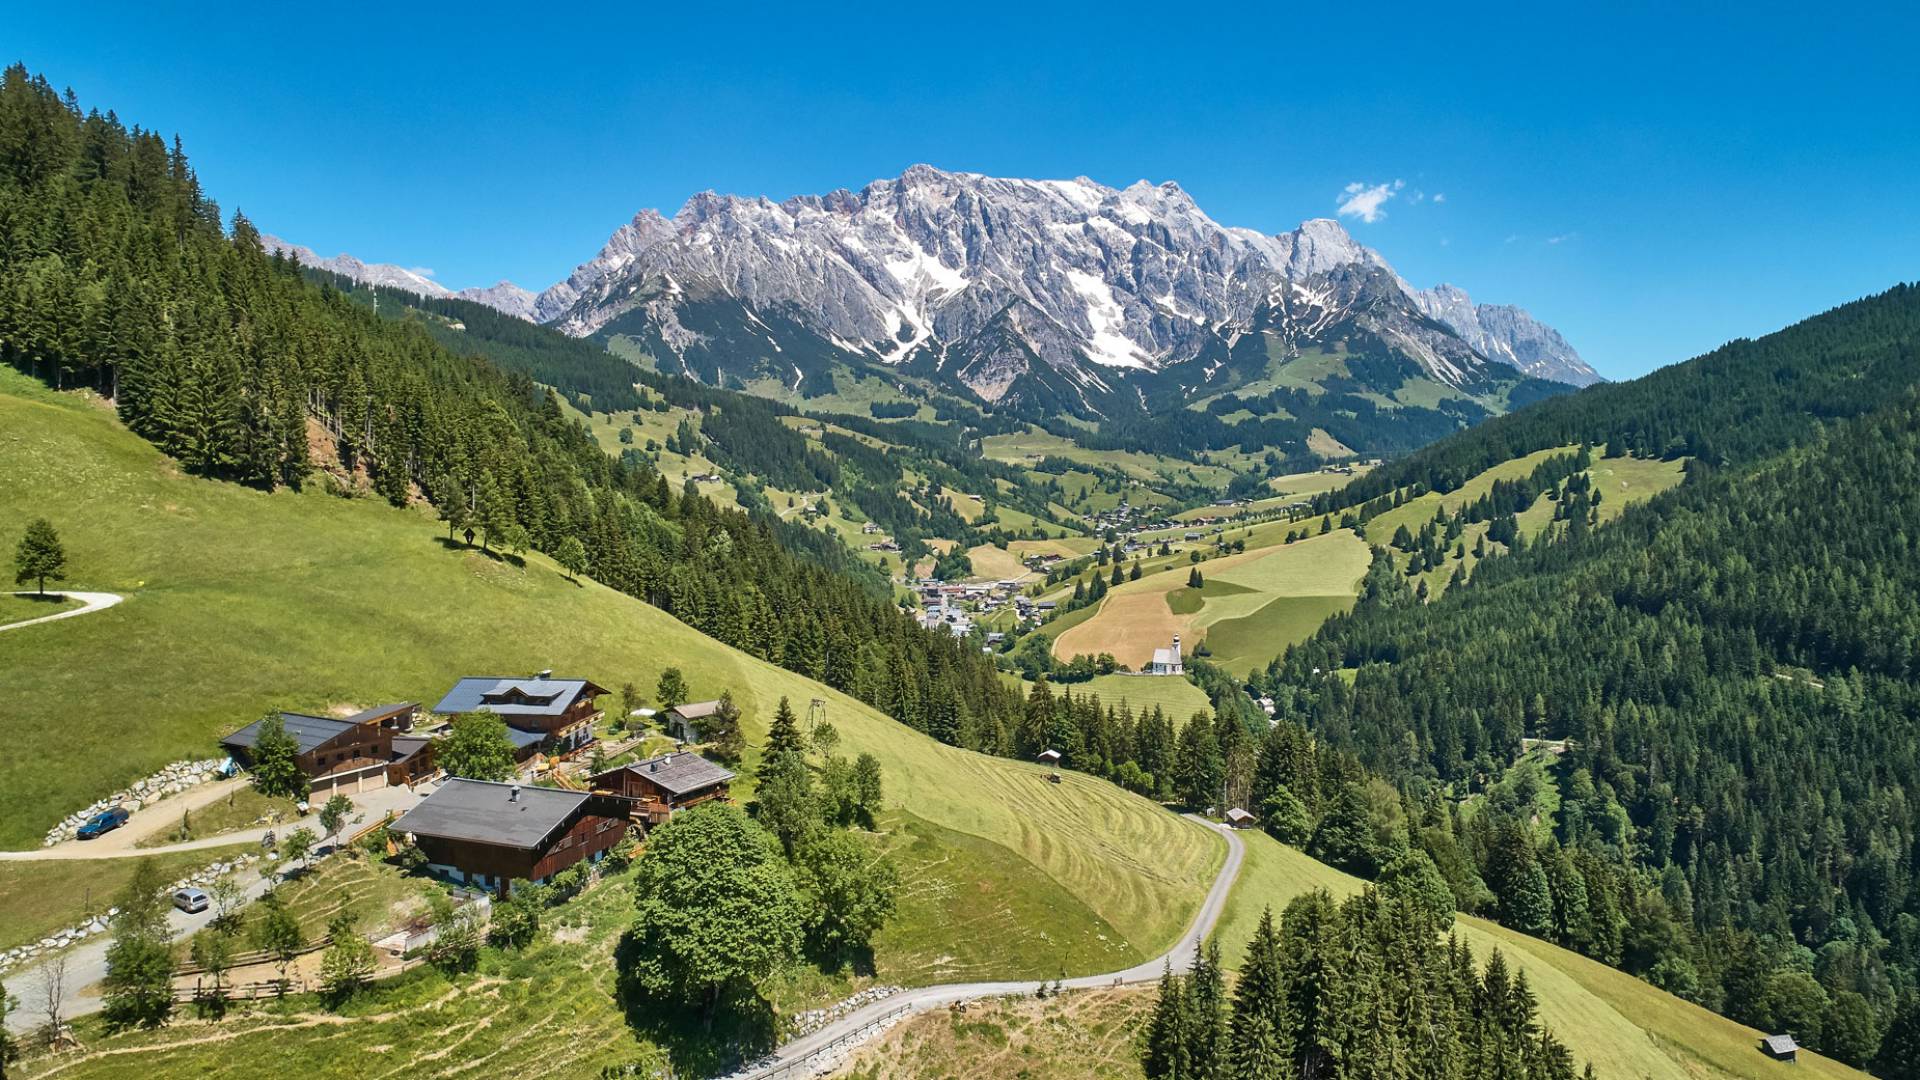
(262, 167, 1599, 416)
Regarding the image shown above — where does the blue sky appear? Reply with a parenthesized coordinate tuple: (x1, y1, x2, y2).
(10, 2, 1916, 379)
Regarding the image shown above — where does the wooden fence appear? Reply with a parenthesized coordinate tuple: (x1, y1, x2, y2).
(172, 934, 332, 976)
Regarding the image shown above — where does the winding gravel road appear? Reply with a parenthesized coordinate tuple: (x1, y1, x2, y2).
(0, 590, 123, 632)
(737, 814, 1246, 1079)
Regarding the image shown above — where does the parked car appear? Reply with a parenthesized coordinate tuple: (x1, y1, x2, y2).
(76, 806, 130, 839)
(171, 887, 210, 914)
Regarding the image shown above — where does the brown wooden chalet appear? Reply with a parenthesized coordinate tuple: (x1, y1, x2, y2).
(221, 703, 429, 796)
(393, 778, 630, 895)
(433, 671, 607, 761)
(590, 751, 734, 826)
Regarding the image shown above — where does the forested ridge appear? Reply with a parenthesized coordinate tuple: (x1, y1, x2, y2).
(1316, 284, 1920, 515)
(1251, 286, 1920, 1073)
(0, 64, 1026, 751)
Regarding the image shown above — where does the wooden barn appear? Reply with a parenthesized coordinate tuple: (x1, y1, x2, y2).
(590, 751, 734, 826)
(221, 703, 427, 796)
(1760, 1034, 1799, 1063)
(393, 778, 630, 895)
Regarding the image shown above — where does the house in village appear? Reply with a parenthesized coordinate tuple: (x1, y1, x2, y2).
(1149, 635, 1184, 676)
(221, 703, 431, 797)
(663, 699, 723, 742)
(433, 672, 607, 762)
(589, 751, 734, 827)
(392, 778, 630, 895)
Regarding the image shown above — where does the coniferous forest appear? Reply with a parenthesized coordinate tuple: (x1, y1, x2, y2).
(1143, 893, 1590, 1080)
(1251, 285, 1920, 1072)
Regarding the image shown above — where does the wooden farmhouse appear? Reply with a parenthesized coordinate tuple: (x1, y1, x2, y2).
(433, 672, 607, 761)
(392, 778, 630, 895)
(221, 703, 429, 796)
(589, 751, 734, 826)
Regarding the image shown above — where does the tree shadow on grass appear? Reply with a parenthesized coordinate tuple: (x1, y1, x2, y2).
(612, 929, 780, 1077)
(431, 536, 525, 568)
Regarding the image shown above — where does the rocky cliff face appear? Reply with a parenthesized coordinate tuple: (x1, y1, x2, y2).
(263, 166, 1596, 411)
(541, 165, 1596, 406)
(1412, 283, 1600, 386)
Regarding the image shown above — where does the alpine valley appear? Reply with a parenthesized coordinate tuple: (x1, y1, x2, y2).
(10, 47, 1920, 1080)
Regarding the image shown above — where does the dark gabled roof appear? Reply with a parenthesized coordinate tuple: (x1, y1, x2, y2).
(502, 726, 546, 750)
(222, 713, 355, 755)
(393, 778, 589, 850)
(598, 752, 734, 797)
(390, 735, 431, 761)
(1762, 1034, 1800, 1054)
(434, 677, 607, 718)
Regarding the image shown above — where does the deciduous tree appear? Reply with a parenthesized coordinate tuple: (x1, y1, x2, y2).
(619, 804, 802, 1020)
(435, 712, 517, 781)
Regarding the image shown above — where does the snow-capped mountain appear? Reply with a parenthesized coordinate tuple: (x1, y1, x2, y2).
(260, 235, 540, 319)
(541, 165, 1597, 411)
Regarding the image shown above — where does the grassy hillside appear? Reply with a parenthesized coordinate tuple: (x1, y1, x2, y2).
(0, 370, 1220, 966)
(1053, 531, 1369, 673)
(1215, 832, 1871, 1080)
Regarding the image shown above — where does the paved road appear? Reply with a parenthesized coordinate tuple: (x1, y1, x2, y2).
(0, 783, 433, 1036)
(737, 815, 1246, 1079)
(0, 590, 123, 633)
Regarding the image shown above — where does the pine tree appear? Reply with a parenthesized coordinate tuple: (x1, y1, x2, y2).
(1142, 961, 1191, 1080)
(1229, 906, 1293, 1072)
(765, 696, 806, 760)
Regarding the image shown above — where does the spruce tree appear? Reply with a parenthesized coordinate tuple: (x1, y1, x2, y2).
(1229, 906, 1293, 1072)
(765, 696, 806, 760)
(12, 516, 66, 595)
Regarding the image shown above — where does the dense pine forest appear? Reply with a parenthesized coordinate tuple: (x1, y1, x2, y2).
(0, 65, 1026, 751)
(1144, 894, 1590, 1080)
(1251, 286, 1920, 1073)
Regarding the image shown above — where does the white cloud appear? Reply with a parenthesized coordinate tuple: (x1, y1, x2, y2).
(1544, 233, 1576, 246)
(1336, 179, 1404, 224)
(1432, 192, 1446, 203)
(408, 266, 439, 279)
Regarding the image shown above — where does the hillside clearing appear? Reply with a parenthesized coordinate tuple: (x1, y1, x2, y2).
(0, 370, 1221, 967)
(1051, 532, 1368, 671)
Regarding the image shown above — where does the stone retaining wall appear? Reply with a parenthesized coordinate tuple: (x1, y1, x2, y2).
(0, 852, 256, 975)
(43, 758, 227, 846)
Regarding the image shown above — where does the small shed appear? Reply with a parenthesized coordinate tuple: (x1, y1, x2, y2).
(1225, 807, 1257, 828)
(1036, 749, 1062, 765)
(1761, 1034, 1799, 1063)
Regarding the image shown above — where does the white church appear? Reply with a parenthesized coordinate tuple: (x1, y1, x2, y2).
(1149, 634, 1184, 676)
